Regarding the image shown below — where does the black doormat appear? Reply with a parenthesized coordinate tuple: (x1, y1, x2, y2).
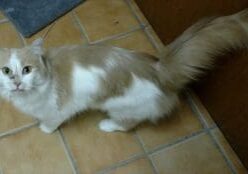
(0, 0, 84, 37)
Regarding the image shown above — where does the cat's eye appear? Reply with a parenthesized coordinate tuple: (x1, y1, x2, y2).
(22, 66, 32, 75)
(2, 67, 12, 75)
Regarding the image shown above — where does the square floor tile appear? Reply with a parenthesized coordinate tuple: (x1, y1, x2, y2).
(0, 100, 34, 134)
(136, 98, 203, 150)
(0, 127, 73, 174)
(61, 111, 143, 174)
(0, 23, 22, 47)
(152, 133, 232, 174)
(75, 0, 140, 42)
(104, 30, 157, 55)
(107, 158, 154, 174)
(211, 128, 248, 174)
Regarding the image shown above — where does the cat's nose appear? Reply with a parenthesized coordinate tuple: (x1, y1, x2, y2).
(14, 82, 21, 88)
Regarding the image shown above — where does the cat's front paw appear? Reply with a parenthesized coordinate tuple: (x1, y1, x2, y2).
(39, 124, 56, 134)
(99, 119, 126, 132)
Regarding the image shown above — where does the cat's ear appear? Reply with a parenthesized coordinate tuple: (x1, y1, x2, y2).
(30, 38, 49, 69)
(31, 38, 44, 55)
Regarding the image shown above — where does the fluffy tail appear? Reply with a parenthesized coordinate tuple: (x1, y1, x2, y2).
(158, 9, 248, 90)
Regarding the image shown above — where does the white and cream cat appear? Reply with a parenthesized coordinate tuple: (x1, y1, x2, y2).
(0, 9, 248, 133)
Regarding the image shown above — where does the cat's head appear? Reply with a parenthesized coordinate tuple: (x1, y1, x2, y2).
(0, 39, 50, 97)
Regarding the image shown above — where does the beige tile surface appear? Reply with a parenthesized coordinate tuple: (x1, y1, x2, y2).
(104, 30, 157, 55)
(62, 111, 143, 174)
(75, 0, 140, 42)
(0, 23, 22, 48)
(152, 133, 232, 174)
(0, 127, 73, 174)
(212, 128, 248, 174)
(145, 26, 166, 52)
(0, 100, 34, 134)
(137, 98, 203, 150)
(108, 158, 154, 174)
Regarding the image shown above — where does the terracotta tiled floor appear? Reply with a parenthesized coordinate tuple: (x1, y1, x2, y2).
(0, 0, 247, 174)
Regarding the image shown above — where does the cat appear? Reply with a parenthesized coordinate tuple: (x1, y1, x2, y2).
(0, 9, 247, 133)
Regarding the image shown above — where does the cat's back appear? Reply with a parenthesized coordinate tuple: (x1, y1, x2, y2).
(47, 44, 161, 91)
(46, 45, 117, 65)
(46, 44, 157, 68)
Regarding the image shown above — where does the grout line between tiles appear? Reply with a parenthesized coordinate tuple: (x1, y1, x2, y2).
(186, 91, 211, 129)
(134, 132, 159, 174)
(91, 26, 145, 45)
(148, 127, 216, 156)
(124, 0, 146, 28)
(42, 22, 56, 40)
(98, 126, 216, 174)
(0, 122, 38, 139)
(17, 21, 56, 47)
(149, 130, 205, 156)
(16, 27, 27, 47)
(58, 129, 80, 174)
(72, 1, 150, 46)
(19, 33, 27, 46)
(96, 153, 145, 174)
(72, 11, 90, 44)
(72, 0, 149, 46)
(144, 27, 164, 52)
(208, 129, 237, 174)
(147, 156, 160, 174)
(125, 0, 164, 52)
(186, 91, 237, 173)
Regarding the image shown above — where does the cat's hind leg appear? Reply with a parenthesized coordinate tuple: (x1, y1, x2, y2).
(99, 104, 150, 132)
(99, 119, 127, 132)
(99, 118, 139, 132)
